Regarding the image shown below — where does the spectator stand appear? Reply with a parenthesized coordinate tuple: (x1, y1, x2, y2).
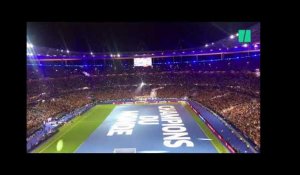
(188, 100, 259, 153)
(27, 103, 95, 152)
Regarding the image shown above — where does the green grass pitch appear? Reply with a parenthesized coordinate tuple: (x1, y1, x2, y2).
(32, 104, 116, 153)
(31, 103, 229, 153)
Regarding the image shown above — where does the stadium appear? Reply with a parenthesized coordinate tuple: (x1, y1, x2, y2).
(27, 22, 260, 153)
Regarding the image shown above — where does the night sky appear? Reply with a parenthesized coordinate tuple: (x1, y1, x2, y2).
(27, 22, 258, 52)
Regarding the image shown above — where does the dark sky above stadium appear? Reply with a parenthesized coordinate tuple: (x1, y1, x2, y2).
(27, 22, 258, 52)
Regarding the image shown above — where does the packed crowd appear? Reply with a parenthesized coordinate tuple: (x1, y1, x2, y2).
(27, 60, 260, 147)
(156, 86, 260, 146)
(27, 91, 93, 136)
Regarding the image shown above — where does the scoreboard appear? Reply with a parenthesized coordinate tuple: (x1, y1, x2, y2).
(134, 57, 152, 67)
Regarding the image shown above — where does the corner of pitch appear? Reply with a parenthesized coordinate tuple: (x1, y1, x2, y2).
(159, 105, 194, 148)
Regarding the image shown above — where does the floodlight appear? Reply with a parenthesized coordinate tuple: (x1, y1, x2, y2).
(243, 44, 248, 47)
(27, 43, 33, 48)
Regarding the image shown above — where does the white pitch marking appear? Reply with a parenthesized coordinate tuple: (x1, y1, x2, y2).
(113, 148, 137, 153)
(138, 150, 169, 153)
(197, 138, 212, 141)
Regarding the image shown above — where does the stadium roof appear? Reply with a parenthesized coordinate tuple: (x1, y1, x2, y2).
(27, 23, 260, 61)
(27, 22, 259, 53)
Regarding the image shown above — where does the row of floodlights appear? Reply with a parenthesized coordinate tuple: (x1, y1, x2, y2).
(27, 38, 259, 58)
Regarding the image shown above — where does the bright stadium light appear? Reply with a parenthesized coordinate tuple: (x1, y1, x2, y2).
(140, 82, 145, 87)
(90, 52, 93, 55)
(230, 35, 235, 39)
(254, 44, 258, 48)
(27, 43, 33, 48)
(117, 53, 120, 57)
(236, 33, 239, 36)
(205, 44, 209, 47)
(243, 44, 248, 47)
(66, 50, 70, 54)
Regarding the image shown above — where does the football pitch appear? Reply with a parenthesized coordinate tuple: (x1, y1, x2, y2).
(32, 103, 229, 153)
